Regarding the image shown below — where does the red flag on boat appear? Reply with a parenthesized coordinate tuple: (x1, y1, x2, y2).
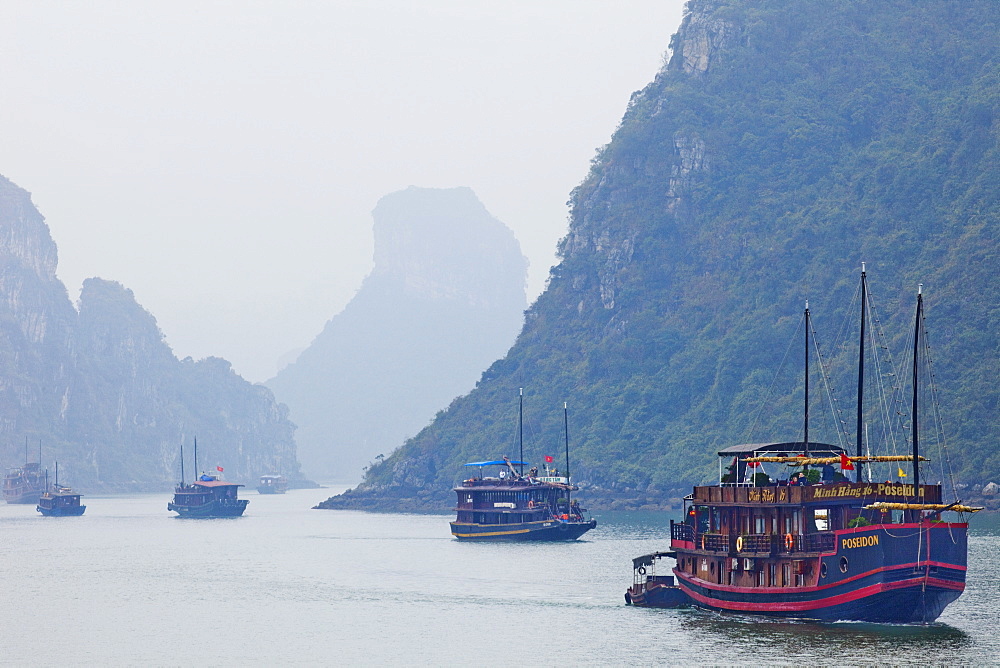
(840, 453, 854, 471)
(216, 466, 224, 472)
(544, 455, 554, 463)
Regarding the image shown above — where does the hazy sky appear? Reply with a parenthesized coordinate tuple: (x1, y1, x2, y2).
(0, 1, 686, 381)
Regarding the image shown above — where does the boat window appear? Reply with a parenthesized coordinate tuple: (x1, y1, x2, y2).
(821, 562, 828, 578)
(813, 509, 830, 531)
(754, 515, 765, 534)
(839, 556, 849, 573)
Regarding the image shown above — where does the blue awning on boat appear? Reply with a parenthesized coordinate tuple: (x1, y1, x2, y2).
(464, 460, 528, 467)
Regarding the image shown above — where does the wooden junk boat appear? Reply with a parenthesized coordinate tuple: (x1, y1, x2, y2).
(257, 474, 288, 494)
(4, 440, 46, 504)
(450, 395, 597, 541)
(627, 273, 980, 623)
(37, 462, 86, 517)
(167, 439, 248, 518)
(450, 457, 596, 541)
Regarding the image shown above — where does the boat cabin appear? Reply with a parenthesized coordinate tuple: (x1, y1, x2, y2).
(455, 460, 587, 525)
(671, 442, 943, 589)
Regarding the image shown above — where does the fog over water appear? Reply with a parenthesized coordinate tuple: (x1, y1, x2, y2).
(0, 1, 686, 381)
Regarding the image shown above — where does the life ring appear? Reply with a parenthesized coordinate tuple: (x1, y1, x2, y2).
(736, 536, 744, 552)
(528, 500, 534, 509)
(785, 533, 794, 550)
(700, 534, 706, 550)
(637, 565, 646, 575)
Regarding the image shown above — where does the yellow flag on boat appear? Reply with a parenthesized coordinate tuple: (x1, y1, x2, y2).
(898, 467, 907, 478)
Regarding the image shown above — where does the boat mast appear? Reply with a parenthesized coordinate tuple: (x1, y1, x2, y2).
(518, 389, 524, 476)
(180, 443, 185, 485)
(911, 285, 922, 491)
(855, 264, 867, 483)
(564, 402, 570, 505)
(194, 437, 199, 480)
(804, 301, 810, 457)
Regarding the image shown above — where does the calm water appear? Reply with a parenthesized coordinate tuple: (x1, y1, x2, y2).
(2, 488, 998, 666)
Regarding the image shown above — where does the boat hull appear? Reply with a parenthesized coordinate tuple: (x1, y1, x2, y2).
(5, 490, 42, 504)
(37, 504, 86, 517)
(168, 499, 249, 518)
(626, 580, 692, 608)
(672, 523, 967, 623)
(450, 518, 596, 541)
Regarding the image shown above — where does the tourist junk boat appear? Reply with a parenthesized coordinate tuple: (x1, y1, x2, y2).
(450, 394, 597, 541)
(37, 462, 86, 517)
(627, 272, 979, 623)
(257, 474, 288, 494)
(167, 439, 248, 518)
(3, 439, 45, 504)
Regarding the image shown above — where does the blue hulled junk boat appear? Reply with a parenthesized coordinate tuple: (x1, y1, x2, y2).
(37, 462, 86, 516)
(167, 439, 248, 518)
(450, 395, 596, 541)
(626, 271, 980, 623)
(450, 458, 596, 541)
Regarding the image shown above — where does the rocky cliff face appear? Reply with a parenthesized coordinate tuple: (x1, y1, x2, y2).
(0, 174, 300, 489)
(320, 0, 1000, 512)
(268, 186, 527, 480)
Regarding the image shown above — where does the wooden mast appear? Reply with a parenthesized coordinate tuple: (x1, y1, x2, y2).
(856, 264, 867, 483)
(911, 285, 922, 490)
(564, 402, 570, 506)
(804, 301, 810, 457)
(518, 388, 524, 476)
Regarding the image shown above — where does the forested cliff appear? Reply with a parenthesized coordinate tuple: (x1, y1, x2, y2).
(322, 0, 1000, 511)
(0, 175, 300, 489)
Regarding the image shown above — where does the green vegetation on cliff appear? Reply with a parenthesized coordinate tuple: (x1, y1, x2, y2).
(322, 0, 1000, 511)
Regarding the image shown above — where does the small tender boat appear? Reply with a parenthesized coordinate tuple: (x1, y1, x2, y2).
(257, 474, 288, 494)
(36, 462, 86, 517)
(625, 552, 691, 608)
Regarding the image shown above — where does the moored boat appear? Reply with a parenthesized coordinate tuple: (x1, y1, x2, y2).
(36, 462, 86, 516)
(257, 474, 288, 494)
(627, 272, 979, 622)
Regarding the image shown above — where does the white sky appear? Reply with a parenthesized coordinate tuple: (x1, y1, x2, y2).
(0, 0, 686, 381)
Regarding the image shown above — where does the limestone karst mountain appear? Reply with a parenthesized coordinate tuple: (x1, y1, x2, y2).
(0, 174, 299, 488)
(321, 0, 1000, 511)
(267, 186, 527, 480)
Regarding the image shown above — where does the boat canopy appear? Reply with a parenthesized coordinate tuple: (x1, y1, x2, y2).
(717, 442, 844, 457)
(464, 460, 528, 467)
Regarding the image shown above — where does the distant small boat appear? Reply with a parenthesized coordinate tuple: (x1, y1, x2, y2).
(4, 439, 45, 504)
(167, 438, 248, 518)
(37, 462, 86, 517)
(257, 474, 288, 494)
(3, 462, 45, 505)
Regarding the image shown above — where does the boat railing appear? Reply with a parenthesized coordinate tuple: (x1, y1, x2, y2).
(671, 521, 694, 543)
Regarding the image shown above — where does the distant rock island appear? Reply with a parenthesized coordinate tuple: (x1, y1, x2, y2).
(0, 174, 301, 490)
(267, 186, 527, 481)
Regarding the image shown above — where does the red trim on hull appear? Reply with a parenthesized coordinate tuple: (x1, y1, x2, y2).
(672, 559, 966, 595)
(676, 574, 964, 613)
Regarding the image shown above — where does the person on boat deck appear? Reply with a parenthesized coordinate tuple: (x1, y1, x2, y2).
(790, 472, 804, 486)
(821, 464, 835, 483)
(528, 466, 538, 477)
